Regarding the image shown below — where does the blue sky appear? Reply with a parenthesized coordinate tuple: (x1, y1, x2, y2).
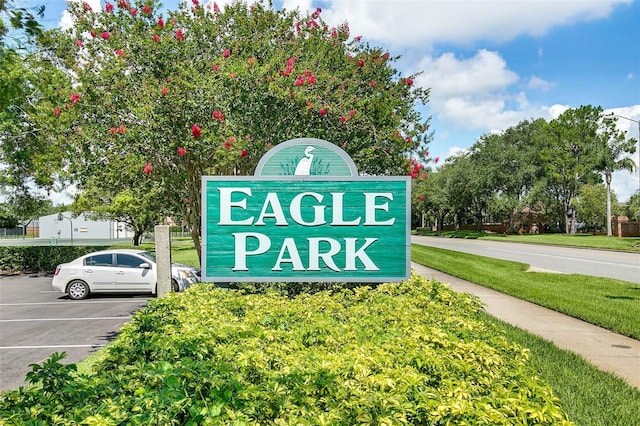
(24, 0, 640, 202)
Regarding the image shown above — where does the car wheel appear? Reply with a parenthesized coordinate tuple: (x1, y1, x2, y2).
(67, 280, 89, 300)
(171, 279, 179, 292)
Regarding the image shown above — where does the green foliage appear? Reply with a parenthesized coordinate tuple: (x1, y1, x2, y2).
(575, 183, 617, 232)
(0, 245, 110, 273)
(413, 108, 637, 234)
(627, 192, 640, 221)
(26, 0, 431, 260)
(0, 275, 572, 424)
(0, 202, 18, 228)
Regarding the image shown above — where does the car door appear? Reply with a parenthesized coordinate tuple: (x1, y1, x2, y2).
(83, 253, 116, 291)
(114, 253, 155, 292)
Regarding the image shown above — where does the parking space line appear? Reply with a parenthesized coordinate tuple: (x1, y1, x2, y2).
(0, 344, 106, 349)
(1, 300, 149, 306)
(1, 317, 131, 322)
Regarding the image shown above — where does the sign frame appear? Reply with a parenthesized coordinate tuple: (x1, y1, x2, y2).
(201, 175, 411, 283)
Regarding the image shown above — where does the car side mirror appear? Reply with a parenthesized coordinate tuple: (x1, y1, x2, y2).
(139, 262, 151, 269)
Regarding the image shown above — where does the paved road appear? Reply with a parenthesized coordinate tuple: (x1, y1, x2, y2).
(0, 274, 149, 392)
(412, 235, 640, 283)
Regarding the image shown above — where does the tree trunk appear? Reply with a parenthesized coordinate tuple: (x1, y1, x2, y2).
(132, 230, 143, 246)
(191, 227, 202, 264)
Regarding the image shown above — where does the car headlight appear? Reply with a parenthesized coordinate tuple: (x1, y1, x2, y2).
(177, 269, 193, 279)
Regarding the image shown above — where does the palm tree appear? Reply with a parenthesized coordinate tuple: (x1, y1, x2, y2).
(595, 115, 637, 236)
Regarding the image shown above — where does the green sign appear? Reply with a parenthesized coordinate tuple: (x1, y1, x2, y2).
(201, 176, 410, 282)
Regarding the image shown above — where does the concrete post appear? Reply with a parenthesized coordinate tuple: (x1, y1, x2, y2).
(155, 225, 171, 297)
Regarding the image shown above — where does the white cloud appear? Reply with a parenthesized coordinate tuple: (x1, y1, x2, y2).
(316, 0, 628, 49)
(418, 50, 519, 98)
(527, 76, 555, 91)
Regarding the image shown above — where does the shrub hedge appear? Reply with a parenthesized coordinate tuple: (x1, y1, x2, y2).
(0, 246, 109, 274)
(0, 274, 573, 425)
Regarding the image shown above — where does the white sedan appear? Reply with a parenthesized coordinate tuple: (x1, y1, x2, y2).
(51, 249, 200, 300)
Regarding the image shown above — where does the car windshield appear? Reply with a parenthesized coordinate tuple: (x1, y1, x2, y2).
(138, 251, 156, 262)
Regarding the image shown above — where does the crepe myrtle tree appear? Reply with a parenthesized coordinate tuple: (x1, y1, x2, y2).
(31, 0, 431, 260)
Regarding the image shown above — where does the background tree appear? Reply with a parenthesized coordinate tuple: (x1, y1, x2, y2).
(575, 184, 619, 234)
(626, 192, 640, 221)
(0, 202, 19, 229)
(539, 106, 603, 234)
(594, 114, 637, 236)
(72, 155, 172, 245)
(28, 0, 431, 259)
(0, 1, 54, 209)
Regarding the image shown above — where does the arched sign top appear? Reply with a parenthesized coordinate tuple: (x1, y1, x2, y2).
(254, 138, 359, 177)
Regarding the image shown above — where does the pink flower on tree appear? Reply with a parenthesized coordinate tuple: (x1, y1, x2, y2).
(115, 49, 125, 57)
(222, 48, 231, 58)
(143, 162, 152, 175)
(70, 93, 80, 104)
(191, 124, 201, 138)
(75, 40, 84, 47)
(212, 110, 224, 121)
(319, 108, 327, 116)
(142, 5, 152, 14)
(83, 2, 92, 11)
(418, 195, 424, 201)
(101, 31, 111, 40)
(213, 2, 221, 14)
(241, 149, 248, 158)
(406, 78, 414, 86)
(434, 157, 440, 164)
(130, 8, 137, 16)
(212, 63, 219, 72)
(357, 59, 364, 68)
(152, 34, 160, 42)
(370, 81, 376, 88)
(294, 76, 304, 86)
(161, 86, 168, 95)
(157, 17, 165, 28)
(53, 107, 61, 117)
(340, 115, 346, 123)
(306, 75, 316, 85)
(176, 29, 185, 41)
(177, 147, 187, 156)
(223, 136, 236, 149)
(105, 2, 114, 12)
(421, 172, 427, 179)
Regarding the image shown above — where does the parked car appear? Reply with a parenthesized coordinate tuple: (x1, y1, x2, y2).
(52, 249, 201, 300)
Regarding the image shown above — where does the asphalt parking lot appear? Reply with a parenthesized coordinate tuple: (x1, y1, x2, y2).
(0, 274, 149, 392)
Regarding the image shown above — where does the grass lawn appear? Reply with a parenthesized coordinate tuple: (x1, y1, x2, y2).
(488, 316, 640, 426)
(415, 229, 640, 252)
(411, 244, 640, 340)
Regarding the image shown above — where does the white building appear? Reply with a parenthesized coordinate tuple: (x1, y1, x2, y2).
(39, 212, 134, 241)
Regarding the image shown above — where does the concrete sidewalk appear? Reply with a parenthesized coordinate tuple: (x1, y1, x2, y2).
(411, 262, 640, 390)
